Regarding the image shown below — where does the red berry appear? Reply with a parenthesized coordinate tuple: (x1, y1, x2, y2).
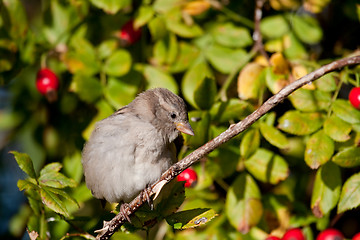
(349, 87, 360, 109)
(118, 20, 141, 45)
(177, 168, 197, 188)
(283, 228, 305, 240)
(36, 68, 59, 95)
(353, 232, 360, 240)
(316, 229, 344, 240)
(265, 236, 281, 240)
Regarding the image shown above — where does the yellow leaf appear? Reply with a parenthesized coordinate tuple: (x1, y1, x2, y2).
(292, 64, 307, 80)
(237, 62, 264, 100)
(254, 55, 269, 67)
(292, 64, 316, 90)
(274, 79, 289, 94)
(270, 0, 300, 10)
(183, 0, 211, 16)
(270, 52, 289, 75)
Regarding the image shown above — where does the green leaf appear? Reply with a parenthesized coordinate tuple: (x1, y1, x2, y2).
(338, 172, 360, 213)
(211, 22, 253, 48)
(305, 130, 334, 169)
(311, 162, 341, 218)
(210, 99, 254, 123)
(104, 72, 141, 109)
(289, 89, 331, 112)
(332, 99, 360, 124)
(70, 75, 103, 103)
(283, 33, 308, 60)
(152, 33, 178, 66)
(166, 20, 203, 38)
(291, 14, 322, 44)
(64, 36, 101, 76)
(240, 129, 260, 158)
(64, 51, 101, 76)
(166, 33, 178, 65)
(103, 49, 132, 77)
(324, 115, 352, 142)
(156, 181, 185, 217)
(112, 232, 143, 240)
(17, 179, 38, 192)
(97, 39, 119, 60)
(153, 39, 169, 66)
(194, 77, 217, 110)
(263, 112, 277, 126)
(332, 147, 360, 168)
(89, 0, 131, 14)
(148, 17, 167, 41)
(11, 151, 37, 179)
(39, 171, 77, 188)
(278, 110, 323, 135)
(226, 173, 263, 233)
(183, 111, 210, 148)
(208, 145, 240, 179)
(205, 44, 247, 74)
(260, 15, 289, 39)
(153, 0, 183, 13)
(27, 211, 48, 240)
(142, 65, 178, 94)
(166, 208, 217, 230)
(259, 122, 289, 149)
(134, 5, 155, 28)
(182, 61, 213, 108)
(44, 186, 79, 208)
(244, 148, 289, 184)
(2, 0, 28, 40)
(40, 187, 69, 217)
(169, 42, 200, 73)
(315, 73, 337, 92)
(63, 152, 83, 183)
(40, 162, 62, 175)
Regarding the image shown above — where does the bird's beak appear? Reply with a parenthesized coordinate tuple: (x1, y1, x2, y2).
(176, 122, 195, 136)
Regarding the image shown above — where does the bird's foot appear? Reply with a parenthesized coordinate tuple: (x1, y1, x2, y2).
(140, 184, 154, 210)
(119, 202, 132, 223)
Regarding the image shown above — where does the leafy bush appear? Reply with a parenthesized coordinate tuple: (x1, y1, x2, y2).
(1, 0, 360, 239)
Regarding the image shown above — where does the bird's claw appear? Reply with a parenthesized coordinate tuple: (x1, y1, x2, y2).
(140, 184, 154, 210)
(120, 203, 132, 223)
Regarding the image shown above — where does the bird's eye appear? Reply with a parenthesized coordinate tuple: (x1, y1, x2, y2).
(170, 113, 177, 119)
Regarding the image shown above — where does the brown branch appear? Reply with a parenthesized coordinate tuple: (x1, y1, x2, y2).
(96, 55, 360, 240)
(252, 0, 269, 62)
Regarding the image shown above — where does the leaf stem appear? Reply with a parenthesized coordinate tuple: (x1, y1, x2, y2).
(327, 72, 345, 117)
(219, 7, 254, 29)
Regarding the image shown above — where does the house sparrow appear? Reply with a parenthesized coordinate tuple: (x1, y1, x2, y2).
(81, 88, 194, 209)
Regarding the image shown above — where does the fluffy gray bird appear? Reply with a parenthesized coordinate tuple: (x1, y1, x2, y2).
(81, 88, 194, 207)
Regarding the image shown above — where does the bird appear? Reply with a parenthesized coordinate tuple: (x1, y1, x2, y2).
(81, 88, 194, 218)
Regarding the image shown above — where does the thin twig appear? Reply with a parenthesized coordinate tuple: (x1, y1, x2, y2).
(96, 55, 360, 240)
(252, 0, 269, 62)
